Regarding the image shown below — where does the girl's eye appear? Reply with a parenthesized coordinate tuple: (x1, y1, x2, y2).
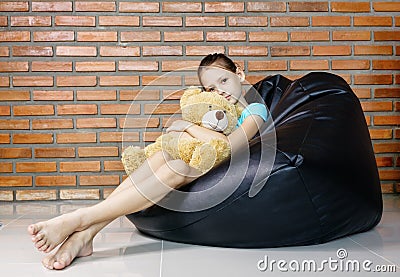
(209, 87, 215, 92)
(221, 78, 228, 84)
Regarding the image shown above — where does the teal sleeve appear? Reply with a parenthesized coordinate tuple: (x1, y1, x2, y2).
(242, 103, 268, 122)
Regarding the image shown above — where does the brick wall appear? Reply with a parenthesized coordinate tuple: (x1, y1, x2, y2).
(0, 1, 399, 201)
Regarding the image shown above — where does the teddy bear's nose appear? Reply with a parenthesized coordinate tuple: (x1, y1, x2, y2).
(215, 110, 224, 120)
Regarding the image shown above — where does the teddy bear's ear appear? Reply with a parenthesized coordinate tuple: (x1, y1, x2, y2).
(180, 86, 203, 108)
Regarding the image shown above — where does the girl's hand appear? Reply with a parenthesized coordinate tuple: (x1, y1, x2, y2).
(166, 120, 193, 133)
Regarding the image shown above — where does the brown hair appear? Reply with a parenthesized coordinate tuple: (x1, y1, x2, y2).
(197, 53, 238, 86)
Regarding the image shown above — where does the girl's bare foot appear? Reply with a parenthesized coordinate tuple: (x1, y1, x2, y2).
(27, 210, 84, 253)
(42, 230, 93, 270)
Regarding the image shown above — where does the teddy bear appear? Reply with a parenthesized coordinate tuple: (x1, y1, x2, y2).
(121, 86, 244, 175)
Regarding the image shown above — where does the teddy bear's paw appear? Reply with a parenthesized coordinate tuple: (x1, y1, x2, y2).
(189, 143, 217, 173)
(209, 138, 231, 164)
(121, 146, 146, 176)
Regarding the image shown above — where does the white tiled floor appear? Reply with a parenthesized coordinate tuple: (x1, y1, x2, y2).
(0, 195, 399, 276)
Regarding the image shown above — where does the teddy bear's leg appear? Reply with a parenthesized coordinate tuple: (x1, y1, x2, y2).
(189, 143, 217, 173)
(121, 146, 147, 176)
(209, 138, 231, 165)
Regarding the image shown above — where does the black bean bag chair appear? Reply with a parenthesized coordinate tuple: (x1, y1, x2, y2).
(126, 72, 383, 248)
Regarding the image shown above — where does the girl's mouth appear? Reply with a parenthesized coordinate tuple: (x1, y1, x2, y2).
(225, 95, 231, 100)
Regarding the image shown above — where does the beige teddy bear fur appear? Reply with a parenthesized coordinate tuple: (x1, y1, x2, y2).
(121, 86, 244, 175)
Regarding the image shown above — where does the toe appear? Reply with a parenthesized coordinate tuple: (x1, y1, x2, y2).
(32, 232, 44, 243)
(39, 242, 49, 252)
(27, 224, 37, 235)
(42, 255, 55, 270)
(35, 237, 46, 249)
(54, 253, 71, 270)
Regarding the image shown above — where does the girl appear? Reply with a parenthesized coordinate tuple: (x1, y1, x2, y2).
(27, 53, 268, 270)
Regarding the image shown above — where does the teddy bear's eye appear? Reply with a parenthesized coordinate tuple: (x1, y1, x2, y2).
(208, 105, 212, 110)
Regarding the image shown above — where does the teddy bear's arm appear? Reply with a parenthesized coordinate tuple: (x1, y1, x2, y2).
(185, 123, 228, 144)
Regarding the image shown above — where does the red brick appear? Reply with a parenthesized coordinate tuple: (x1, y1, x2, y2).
(270, 16, 309, 27)
(354, 45, 393, 55)
(354, 16, 392, 26)
(144, 104, 180, 114)
(16, 190, 56, 200)
(289, 2, 328, 12)
(100, 46, 140, 57)
(16, 162, 56, 173)
(312, 45, 351, 56)
(0, 176, 31, 187)
(271, 46, 310, 56)
(78, 147, 118, 157)
(164, 31, 203, 42)
(0, 46, 9, 56)
(378, 169, 400, 181)
(0, 106, 10, 115)
(99, 16, 139, 26)
(331, 2, 370, 12)
(119, 2, 159, 12)
(373, 2, 400, 12)
(0, 162, 12, 172)
(375, 88, 400, 98)
(60, 161, 100, 172)
(186, 46, 225, 56)
(32, 119, 73, 129)
(13, 76, 53, 87)
(249, 32, 288, 42)
(104, 161, 124, 172)
(56, 46, 96, 56)
(12, 46, 53, 56)
(13, 133, 53, 144)
(99, 76, 139, 86)
(100, 131, 139, 142)
(57, 104, 97, 115)
(375, 156, 393, 166)
(32, 1, 72, 12)
(142, 46, 182, 56)
(120, 90, 159, 101)
(33, 90, 73, 101)
(0, 2, 28, 12)
(352, 88, 371, 99)
(0, 191, 13, 201)
(186, 16, 225, 27)
(161, 60, 197, 71)
(100, 104, 140, 115)
(33, 31, 74, 41)
(80, 175, 120, 186)
(143, 132, 163, 142)
(75, 1, 115, 11)
(76, 61, 115, 72)
(0, 133, 10, 143)
(0, 16, 7, 26)
(332, 60, 370, 70)
(312, 16, 350, 26)
(60, 189, 99, 200)
(290, 60, 329, 70)
(76, 118, 116, 128)
(374, 116, 400, 125)
(142, 75, 181, 86)
(361, 101, 392, 112)
(162, 2, 201, 12)
(11, 16, 51, 26)
(372, 60, 400, 70)
(354, 74, 392, 85)
(142, 16, 182, 26)
(119, 61, 158, 71)
(34, 148, 75, 158)
(13, 105, 54, 116)
(228, 46, 268, 56)
(0, 148, 31, 158)
(247, 2, 286, 12)
(55, 16, 95, 26)
(0, 62, 28, 72)
(228, 16, 268, 26)
(333, 31, 370, 41)
(0, 31, 30, 42)
(374, 31, 400, 41)
(57, 76, 96, 87)
(248, 60, 287, 71)
(0, 90, 28, 101)
(120, 117, 159, 128)
(32, 61, 72, 72)
(0, 76, 9, 86)
(291, 31, 329, 41)
(77, 90, 117, 101)
(35, 176, 76, 187)
(206, 31, 246, 41)
(77, 32, 117, 42)
(121, 31, 160, 42)
(56, 133, 97, 144)
(0, 120, 29, 130)
(205, 2, 244, 12)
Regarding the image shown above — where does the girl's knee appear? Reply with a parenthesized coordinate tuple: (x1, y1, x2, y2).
(160, 160, 191, 184)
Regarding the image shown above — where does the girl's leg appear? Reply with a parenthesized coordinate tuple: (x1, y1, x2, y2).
(30, 152, 201, 253)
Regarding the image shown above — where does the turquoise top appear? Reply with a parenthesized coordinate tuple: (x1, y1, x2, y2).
(236, 103, 268, 129)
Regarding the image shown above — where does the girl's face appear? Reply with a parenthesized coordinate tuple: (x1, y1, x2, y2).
(199, 66, 244, 105)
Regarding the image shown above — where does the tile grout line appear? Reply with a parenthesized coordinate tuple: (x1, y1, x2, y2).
(159, 240, 164, 277)
(347, 237, 400, 270)
(0, 214, 27, 230)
